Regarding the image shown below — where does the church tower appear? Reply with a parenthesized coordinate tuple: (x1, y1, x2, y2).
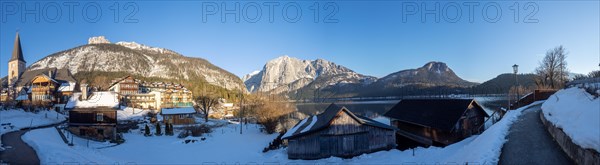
(8, 32, 26, 86)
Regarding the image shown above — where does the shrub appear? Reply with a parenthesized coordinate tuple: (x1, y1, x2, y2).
(155, 123, 162, 136)
(185, 124, 212, 137)
(144, 124, 151, 136)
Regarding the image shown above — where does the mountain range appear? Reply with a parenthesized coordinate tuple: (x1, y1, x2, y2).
(242, 56, 493, 99)
(26, 37, 246, 93)
(9, 36, 540, 98)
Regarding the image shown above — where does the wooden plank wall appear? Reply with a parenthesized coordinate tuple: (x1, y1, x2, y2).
(288, 111, 395, 160)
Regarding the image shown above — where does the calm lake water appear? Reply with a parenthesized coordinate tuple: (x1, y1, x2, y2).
(295, 97, 509, 119)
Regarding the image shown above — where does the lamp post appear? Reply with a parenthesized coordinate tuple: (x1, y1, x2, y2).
(512, 64, 519, 108)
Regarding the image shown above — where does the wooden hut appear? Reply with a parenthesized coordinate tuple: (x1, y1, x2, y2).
(384, 99, 489, 149)
(282, 103, 396, 160)
(68, 107, 117, 141)
(161, 107, 196, 125)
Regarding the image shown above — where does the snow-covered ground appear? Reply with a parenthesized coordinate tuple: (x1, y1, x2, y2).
(117, 106, 151, 121)
(0, 109, 66, 136)
(0, 109, 66, 150)
(22, 101, 542, 164)
(542, 87, 600, 152)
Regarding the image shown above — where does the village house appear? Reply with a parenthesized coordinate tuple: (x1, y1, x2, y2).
(66, 87, 119, 141)
(160, 107, 196, 125)
(282, 103, 397, 160)
(384, 99, 489, 149)
(13, 68, 77, 110)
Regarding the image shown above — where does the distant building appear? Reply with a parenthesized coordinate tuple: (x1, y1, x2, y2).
(384, 99, 489, 149)
(108, 76, 193, 111)
(161, 107, 196, 125)
(282, 103, 397, 160)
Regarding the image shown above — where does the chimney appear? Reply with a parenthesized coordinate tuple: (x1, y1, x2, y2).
(48, 70, 53, 78)
(81, 84, 89, 100)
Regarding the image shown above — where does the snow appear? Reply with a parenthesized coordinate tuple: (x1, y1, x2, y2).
(15, 94, 28, 101)
(0, 109, 66, 136)
(24, 123, 278, 164)
(22, 101, 543, 164)
(117, 106, 151, 121)
(542, 87, 600, 152)
(57, 82, 76, 92)
(65, 92, 119, 109)
(0, 109, 66, 150)
(160, 107, 196, 115)
(282, 117, 308, 139)
(300, 116, 317, 133)
(23, 128, 117, 164)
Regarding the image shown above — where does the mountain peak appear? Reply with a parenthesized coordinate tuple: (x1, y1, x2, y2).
(422, 61, 450, 73)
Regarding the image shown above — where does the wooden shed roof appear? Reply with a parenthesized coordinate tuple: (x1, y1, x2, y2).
(282, 103, 396, 140)
(384, 99, 489, 131)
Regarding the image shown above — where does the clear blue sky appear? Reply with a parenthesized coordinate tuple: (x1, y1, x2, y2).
(1, 1, 598, 83)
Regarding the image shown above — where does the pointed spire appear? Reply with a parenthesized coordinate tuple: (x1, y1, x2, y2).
(10, 32, 25, 63)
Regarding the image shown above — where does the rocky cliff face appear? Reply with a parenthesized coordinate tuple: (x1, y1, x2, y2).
(28, 37, 246, 92)
(243, 56, 376, 94)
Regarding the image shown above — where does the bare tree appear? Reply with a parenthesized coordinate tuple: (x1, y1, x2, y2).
(246, 95, 294, 134)
(195, 90, 219, 123)
(535, 46, 568, 89)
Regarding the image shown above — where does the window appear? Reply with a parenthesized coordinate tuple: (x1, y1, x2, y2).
(97, 129, 104, 135)
(96, 113, 104, 122)
(179, 114, 187, 119)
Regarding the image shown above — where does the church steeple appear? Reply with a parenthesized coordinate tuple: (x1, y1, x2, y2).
(8, 32, 26, 86)
(9, 32, 25, 63)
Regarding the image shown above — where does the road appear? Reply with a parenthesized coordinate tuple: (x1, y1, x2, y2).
(0, 122, 65, 165)
(499, 104, 574, 165)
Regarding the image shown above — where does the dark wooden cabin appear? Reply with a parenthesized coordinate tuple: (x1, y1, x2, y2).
(68, 107, 117, 141)
(384, 99, 489, 149)
(282, 103, 397, 160)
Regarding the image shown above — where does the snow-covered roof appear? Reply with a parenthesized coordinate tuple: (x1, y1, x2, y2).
(15, 94, 28, 101)
(57, 82, 76, 92)
(282, 104, 396, 139)
(65, 92, 119, 109)
(161, 107, 196, 115)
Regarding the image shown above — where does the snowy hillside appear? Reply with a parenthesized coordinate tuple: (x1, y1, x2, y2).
(244, 56, 376, 93)
(27, 37, 246, 92)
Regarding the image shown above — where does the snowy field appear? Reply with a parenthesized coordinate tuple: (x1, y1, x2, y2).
(0, 109, 66, 151)
(0, 109, 66, 136)
(542, 87, 600, 152)
(22, 101, 542, 164)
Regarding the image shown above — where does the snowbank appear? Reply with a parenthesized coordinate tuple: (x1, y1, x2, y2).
(542, 87, 600, 152)
(0, 109, 66, 136)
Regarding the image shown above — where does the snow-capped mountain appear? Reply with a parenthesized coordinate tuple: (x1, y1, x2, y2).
(28, 37, 246, 91)
(243, 56, 376, 94)
(372, 61, 477, 88)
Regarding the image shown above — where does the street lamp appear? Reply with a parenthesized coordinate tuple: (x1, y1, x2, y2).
(512, 64, 519, 109)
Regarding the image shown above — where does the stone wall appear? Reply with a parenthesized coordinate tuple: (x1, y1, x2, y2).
(540, 112, 600, 164)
